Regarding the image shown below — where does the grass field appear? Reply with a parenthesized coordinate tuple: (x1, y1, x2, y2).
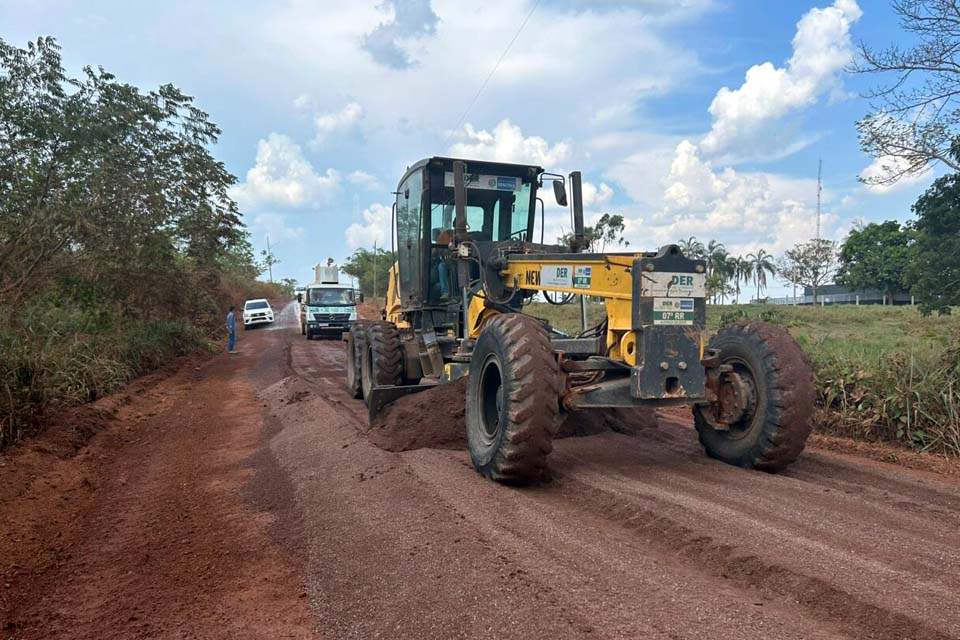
(526, 301, 960, 456)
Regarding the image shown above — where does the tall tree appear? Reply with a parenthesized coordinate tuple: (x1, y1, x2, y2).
(342, 247, 397, 298)
(905, 171, 960, 313)
(850, 0, 960, 186)
(732, 255, 754, 304)
(782, 239, 839, 305)
(837, 220, 914, 301)
(593, 214, 629, 252)
(0, 36, 252, 316)
(747, 249, 776, 301)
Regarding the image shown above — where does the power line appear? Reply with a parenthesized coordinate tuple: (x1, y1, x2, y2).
(451, 0, 542, 133)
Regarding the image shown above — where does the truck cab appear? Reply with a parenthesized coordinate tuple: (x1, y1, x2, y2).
(299, 263, 361, 340)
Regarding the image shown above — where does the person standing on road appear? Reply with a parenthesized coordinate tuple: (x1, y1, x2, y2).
(226, 305, 237, 353)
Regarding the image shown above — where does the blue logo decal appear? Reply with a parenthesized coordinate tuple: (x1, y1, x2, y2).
(679, 299, 694, 310)
(496, 177, 517, 190)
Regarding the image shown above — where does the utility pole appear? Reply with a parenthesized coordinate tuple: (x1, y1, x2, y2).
(816, 158, 822, 240)
(266, 234, 274, 283)
(373, 240, 377, 299)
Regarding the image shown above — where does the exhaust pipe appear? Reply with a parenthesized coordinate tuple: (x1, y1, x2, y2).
(453, 160, 468, 243)
(570, 170, 585, 252)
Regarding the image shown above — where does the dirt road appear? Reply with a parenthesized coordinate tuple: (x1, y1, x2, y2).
(2, 302, 959, 639)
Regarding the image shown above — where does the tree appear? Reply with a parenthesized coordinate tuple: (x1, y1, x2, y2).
(746, 249, 776, 301)
(732, 255, 754, 304)
(0, 36, 254, 318)
(851, 0, 960, 186)
(278, 278, 298, 297)
(593, 214, 629, 252)
(559, 213, 628, 252)
(342, 247, 397, 298)
(782, 239, 839, 305)
(837, 221, 914, 301)
(259, 249, 280, 283)
(905, 171, 960, 313)
(678, 236, 705, 260)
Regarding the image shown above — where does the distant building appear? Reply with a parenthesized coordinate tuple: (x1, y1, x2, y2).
(764, 284, 913, 306)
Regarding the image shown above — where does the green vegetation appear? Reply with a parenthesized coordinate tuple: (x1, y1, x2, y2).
(528, 301, 960, 457)
(0, 37, 275, 448)
(343, 247, 397, 297)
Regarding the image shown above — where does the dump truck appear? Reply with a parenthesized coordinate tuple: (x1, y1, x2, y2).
(298, 264, 362, 340)
(345, 156, 815, 485)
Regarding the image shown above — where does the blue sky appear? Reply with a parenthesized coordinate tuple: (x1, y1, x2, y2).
(0, 0, 935, 293)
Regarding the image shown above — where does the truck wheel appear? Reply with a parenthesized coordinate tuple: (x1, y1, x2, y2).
(465, 314, 561, 485)
(345, 323, 368, 400)
(693, 320, 815, 472)
(360, 322, 403, 404)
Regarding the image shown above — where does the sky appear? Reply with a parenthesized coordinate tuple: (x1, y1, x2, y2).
(0, 0, 937, 295)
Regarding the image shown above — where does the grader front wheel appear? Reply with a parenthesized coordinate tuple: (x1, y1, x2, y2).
(345, 322, 369, 400)
(465, 314, 561, 485)
(693, 320, 815, 472)
(360, 321, 403, 405)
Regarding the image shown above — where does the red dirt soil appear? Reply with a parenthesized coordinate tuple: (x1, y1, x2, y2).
(0, 336, 313, 639)
(3, 304, 960, 640)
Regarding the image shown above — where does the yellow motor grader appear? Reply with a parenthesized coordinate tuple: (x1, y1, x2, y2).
(345, 157, 814, 485)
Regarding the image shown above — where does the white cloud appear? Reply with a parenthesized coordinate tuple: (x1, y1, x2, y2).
(582, 181, 614, 209)
(700, 0, 861, 161)
(314, 101, 364, 144)
(448, 119, 571, 167)
(345, 202, 392, 249)
(860, 155, 933, 194)
(361, 0, 439, 69)
(232, 133, 341, 209)
(347, 169, 382, 190)
(617, 140, 831, 255)
(249, 212, 305, 244)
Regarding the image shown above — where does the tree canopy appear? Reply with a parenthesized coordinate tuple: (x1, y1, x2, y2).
(906, 171, 960, 313)
(852, 0, 960, 185)
(837, 221, 914, 297)
(0, 36, 256, 322)
(342, 247, 396, 298)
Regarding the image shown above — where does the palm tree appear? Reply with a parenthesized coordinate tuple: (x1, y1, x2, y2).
(705, 240, 726, 276)
(732, 255, 753, 304)
(678, 236, 705, 260)
(746, 249, 776, 302)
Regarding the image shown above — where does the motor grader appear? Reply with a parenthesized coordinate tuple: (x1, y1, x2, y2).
(345, 156, 815, 485)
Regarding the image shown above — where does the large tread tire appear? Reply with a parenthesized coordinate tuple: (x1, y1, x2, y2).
(693, 320, 815, 472)
(465, 314, 561, 485)
(345, 322, 368, 399)
(361, 321, 403, 404)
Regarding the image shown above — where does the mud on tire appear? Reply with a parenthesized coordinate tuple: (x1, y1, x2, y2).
(465, 314, 561, 485)
(345, 322, 369, 400)
(693, 320, 815, 472)
(360, 322, 403, 404)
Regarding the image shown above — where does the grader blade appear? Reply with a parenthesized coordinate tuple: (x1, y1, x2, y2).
(366, 384, 432, 422)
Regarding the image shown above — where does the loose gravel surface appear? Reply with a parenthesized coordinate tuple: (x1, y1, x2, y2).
(2, 302, 959, 639)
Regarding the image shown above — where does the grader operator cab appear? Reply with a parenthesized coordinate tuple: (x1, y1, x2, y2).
(346, 156, 815, 485)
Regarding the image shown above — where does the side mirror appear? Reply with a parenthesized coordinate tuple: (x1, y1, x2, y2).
(553, 180, 567, 207)
(358, 292, 365, 303)
(296, 293, 302, 303)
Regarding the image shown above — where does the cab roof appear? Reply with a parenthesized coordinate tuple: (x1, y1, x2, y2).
(397, 156, 544, 191)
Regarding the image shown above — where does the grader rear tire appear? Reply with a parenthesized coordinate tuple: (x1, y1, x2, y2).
(465, 314, 561, 485)
(693, 320, 815, 472)
(360, 322, 403, 404)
